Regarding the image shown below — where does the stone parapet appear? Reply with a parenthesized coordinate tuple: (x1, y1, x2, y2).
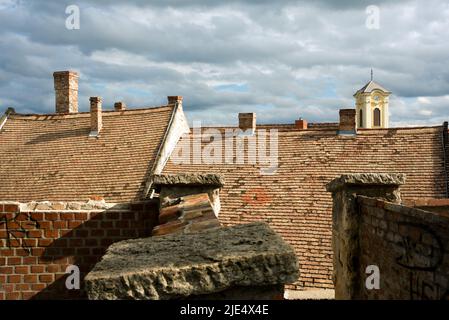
(326, 173, 405, 299)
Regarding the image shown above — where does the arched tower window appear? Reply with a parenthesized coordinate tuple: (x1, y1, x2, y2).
(373, 108, 381, 127)
(359, 109, 363, 127)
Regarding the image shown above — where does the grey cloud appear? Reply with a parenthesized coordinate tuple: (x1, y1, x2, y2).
(0, 0, 448, 126)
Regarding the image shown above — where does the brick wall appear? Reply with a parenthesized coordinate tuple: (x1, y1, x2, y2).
(0, 200, 158, 300)
(356, 196, 449, 299)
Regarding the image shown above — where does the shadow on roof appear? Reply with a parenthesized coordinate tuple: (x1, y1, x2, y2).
(25, 127, 90, 145)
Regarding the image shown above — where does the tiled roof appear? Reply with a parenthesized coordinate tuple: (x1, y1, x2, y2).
(0, 105, 175, 202)
(162, 125, 448, 289)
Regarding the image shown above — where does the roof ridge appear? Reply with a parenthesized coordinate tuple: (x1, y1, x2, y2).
(8, 104, 175, 120)
(358, 125, 443, 130)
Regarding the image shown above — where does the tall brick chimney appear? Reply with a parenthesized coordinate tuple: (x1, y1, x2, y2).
(53, 71, 79, 114)
(89, 97, 102, 136)
(238, 113, 256, 133)
(167, 96, 183, 107)
(338, 109, 356, 135)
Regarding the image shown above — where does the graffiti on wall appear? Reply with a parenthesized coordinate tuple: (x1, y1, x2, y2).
(394, 222, 447, 300)
(0, 212, 40, 254)
(409, 271, 449, 300)
(395, 222, 443, 271)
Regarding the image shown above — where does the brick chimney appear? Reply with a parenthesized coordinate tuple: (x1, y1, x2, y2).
(295, 118, 308, 130)
(167, 96, 183, 107)
(114, 101, 126, 111)
(238, 113, 256, 133)
(53, 71, 79, 114)
(89, 97, 102, 136)
(338, 109, 356, 135)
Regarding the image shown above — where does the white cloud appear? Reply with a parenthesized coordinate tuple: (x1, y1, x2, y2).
(417, 97, 431, 104)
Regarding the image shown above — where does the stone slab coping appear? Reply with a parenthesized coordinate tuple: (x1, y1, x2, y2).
(326, 173, 406, 192)
(152, 173, 224, 188)
(84, 222, 298, 300)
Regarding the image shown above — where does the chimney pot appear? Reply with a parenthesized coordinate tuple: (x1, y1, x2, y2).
(53, 71, 79, 114)
(295, 118, 308, 130)
(89, 97, 102, 136)
(114, 101, 126, 111)
(338, 109, 356, 135)
(238, 113, 256, 133)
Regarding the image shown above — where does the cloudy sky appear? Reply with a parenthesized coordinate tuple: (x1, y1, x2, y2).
(0, 0, 448, 126)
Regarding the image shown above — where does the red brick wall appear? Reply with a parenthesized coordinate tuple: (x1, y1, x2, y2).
(356, 196, 449, 299)
(0, 201, 158, 300)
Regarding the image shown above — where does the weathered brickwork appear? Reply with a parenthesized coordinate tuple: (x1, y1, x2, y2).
(0, 200, 158, 300)
(356, 196, 449, 299)
(89, 97, 102, 134)
(53, 71, 79, 114)
(338, 109, 356, 133)
(238, 113, 256, 132)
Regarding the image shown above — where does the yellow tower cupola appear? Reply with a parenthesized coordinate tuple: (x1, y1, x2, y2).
(354, 73, 391, 129)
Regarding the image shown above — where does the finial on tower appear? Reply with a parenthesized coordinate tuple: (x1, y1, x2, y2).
(371, 68, 373, 81)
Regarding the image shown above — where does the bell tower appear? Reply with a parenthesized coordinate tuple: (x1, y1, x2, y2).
(354, 70, 391, 129)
